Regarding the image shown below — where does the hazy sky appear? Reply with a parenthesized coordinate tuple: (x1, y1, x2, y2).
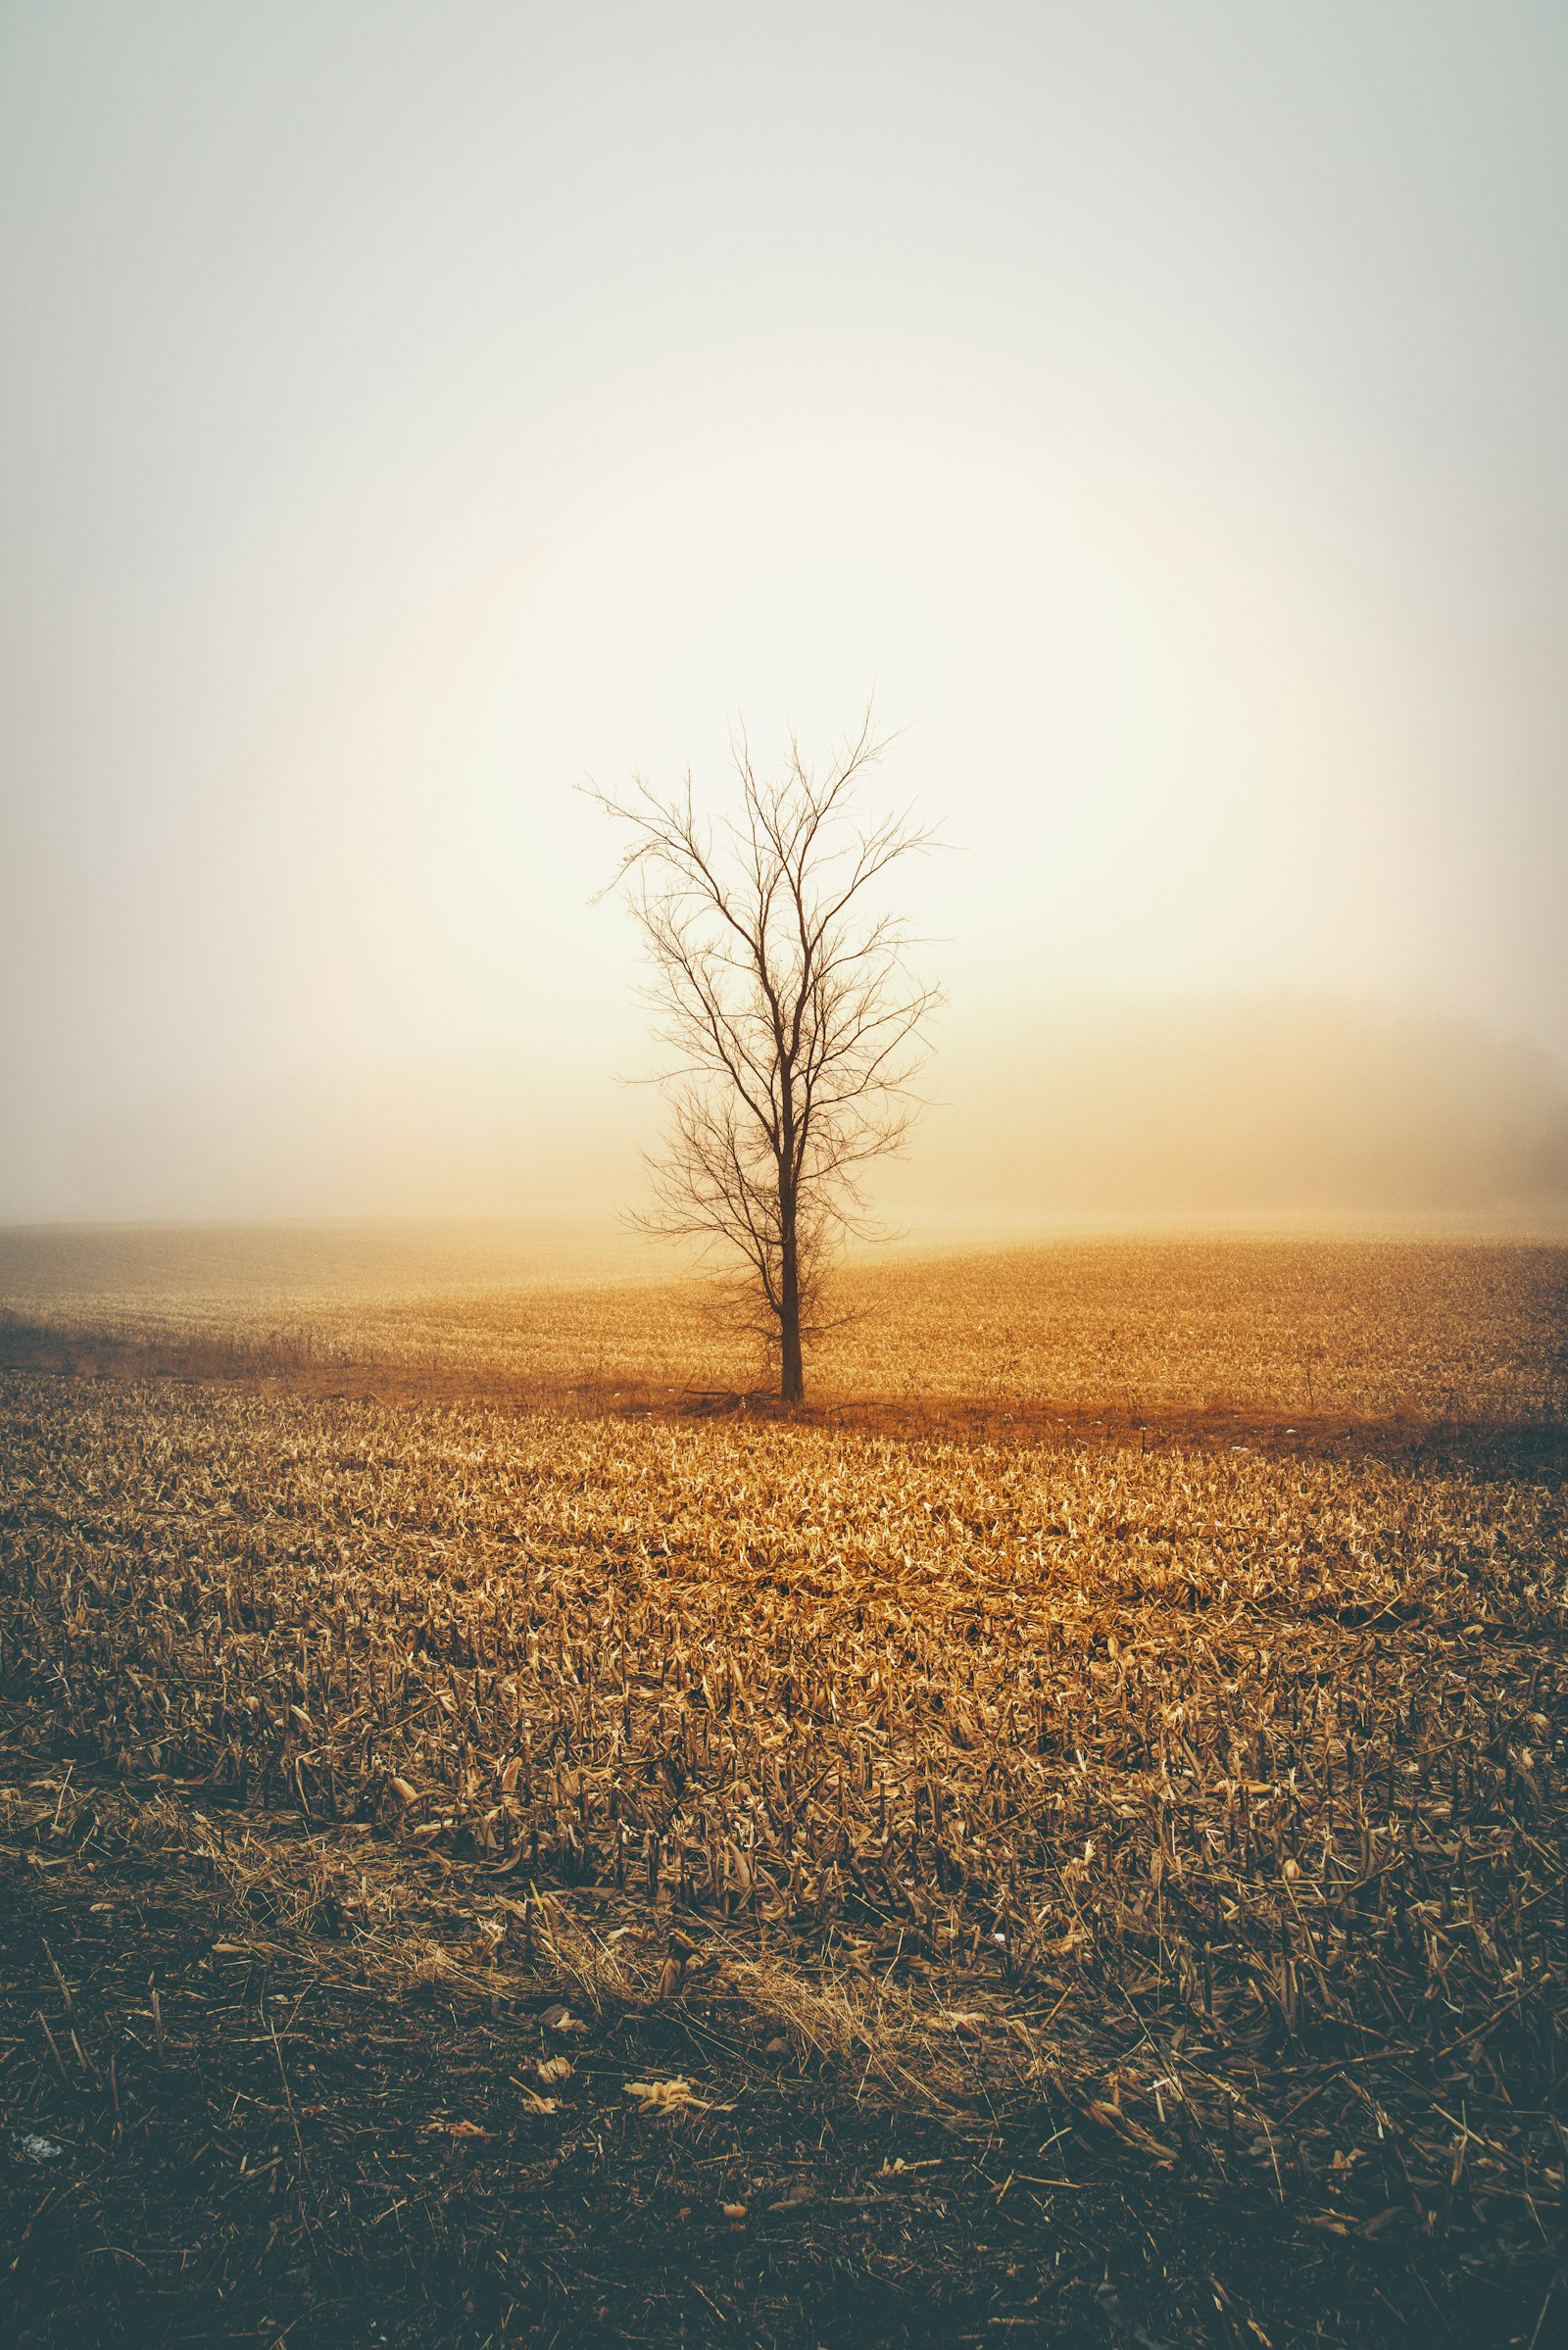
(2, 2, 1565, 1223)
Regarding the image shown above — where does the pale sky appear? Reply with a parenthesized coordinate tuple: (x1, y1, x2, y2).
(2, 2, 1565, 1224)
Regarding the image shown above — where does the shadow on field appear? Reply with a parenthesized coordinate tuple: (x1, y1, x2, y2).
(1, 1312, 1563, 1483)
(2, 1713, 1558, 2350)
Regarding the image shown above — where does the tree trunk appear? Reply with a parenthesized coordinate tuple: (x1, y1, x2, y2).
(778, 1196, 805, 1404)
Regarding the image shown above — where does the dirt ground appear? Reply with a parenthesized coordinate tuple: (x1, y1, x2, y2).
(5, 1720, 1559, 2350)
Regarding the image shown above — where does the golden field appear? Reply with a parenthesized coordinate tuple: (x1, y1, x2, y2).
(1, 1232, 1565, 2345)
(3, 1227, 1566, 1421)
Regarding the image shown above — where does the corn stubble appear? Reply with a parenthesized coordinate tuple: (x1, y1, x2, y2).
(6, 1236, 1565, 1424)
(1, 1239, 1565, 2255)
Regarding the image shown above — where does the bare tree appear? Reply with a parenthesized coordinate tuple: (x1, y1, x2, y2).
(589, 710, 940, 1403)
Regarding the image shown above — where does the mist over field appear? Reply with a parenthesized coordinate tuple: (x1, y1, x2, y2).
(3, 991, 1565, 1232)
(894, 994, 1568, 1227)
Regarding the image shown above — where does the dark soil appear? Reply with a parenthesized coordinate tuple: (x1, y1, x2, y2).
(4, 1727, 1561, 2349)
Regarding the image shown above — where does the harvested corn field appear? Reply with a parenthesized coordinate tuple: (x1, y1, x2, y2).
(1, 1235, 1565, 2347)
(3, 1230, 1566, 1424)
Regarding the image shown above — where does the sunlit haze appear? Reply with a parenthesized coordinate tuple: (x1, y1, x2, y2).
(3, 2, 1565, 1226)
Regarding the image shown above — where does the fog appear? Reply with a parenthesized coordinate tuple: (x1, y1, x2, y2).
(3, 4, 1565, 1232)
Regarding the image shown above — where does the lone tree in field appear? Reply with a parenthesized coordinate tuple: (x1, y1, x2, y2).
(591, 712, 940, 1404)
